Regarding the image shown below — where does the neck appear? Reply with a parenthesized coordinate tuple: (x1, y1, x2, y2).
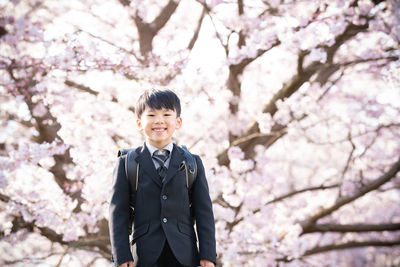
(147, 140, 173, 150)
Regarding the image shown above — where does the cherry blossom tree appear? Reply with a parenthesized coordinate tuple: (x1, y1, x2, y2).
(1, 0, 399, 266)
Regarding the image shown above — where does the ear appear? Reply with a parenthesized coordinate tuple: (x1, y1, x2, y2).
(175, 117, 182, 130)
(136, 118, 143, 131)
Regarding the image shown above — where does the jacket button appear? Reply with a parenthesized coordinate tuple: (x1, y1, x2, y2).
(162, 218, 167, 223)
(162, 195, 167, 200)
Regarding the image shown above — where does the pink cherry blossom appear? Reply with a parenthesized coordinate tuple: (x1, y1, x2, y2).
(1, 0, 400, 266)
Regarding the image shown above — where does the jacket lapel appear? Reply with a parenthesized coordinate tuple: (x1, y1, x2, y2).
(136, 145, 162, 187)
(163, 144, 185, 186)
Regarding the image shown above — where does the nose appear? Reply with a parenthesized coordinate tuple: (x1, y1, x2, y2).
(154, 115, 164, 123)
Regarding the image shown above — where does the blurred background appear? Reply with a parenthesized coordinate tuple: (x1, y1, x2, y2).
(1, 0, 400, 266)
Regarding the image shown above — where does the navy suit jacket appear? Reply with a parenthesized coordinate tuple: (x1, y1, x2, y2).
(109, 144, 216, 267)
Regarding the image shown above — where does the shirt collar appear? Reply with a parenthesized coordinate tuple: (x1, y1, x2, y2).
(146, 142, 174, 156)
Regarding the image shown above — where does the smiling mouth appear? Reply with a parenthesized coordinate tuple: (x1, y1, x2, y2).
(152, 128, 167, 133)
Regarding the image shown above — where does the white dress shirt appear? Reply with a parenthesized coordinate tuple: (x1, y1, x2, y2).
(145, 142, 174, 169)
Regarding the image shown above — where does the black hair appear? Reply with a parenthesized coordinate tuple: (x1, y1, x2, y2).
(135, 89, 181, 118)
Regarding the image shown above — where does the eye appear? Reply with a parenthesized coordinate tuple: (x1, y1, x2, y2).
(164, 113, 172, 116)
(147, 114, 155, 117)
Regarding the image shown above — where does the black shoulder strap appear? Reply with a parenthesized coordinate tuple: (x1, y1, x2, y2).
(180, 145, 197, 189)
(126, 150, 139, 194)
(117, 148, 138, 235)
(117, 148, 139, 206)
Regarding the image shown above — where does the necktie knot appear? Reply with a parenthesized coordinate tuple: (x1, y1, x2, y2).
(152, 149, 170, 164)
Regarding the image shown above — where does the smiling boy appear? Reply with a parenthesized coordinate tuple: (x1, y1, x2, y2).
(109, 89, 216, 267)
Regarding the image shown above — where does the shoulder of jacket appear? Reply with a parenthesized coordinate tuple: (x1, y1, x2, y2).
(117, 146, 143, 157)
(177, 145, 203, 162)
(177, 145, 192, 154)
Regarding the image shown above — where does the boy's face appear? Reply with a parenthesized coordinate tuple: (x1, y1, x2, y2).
(137, 107, 182, 149)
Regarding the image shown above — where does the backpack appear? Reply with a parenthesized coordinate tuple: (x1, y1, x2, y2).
(117, 145, 197, 234)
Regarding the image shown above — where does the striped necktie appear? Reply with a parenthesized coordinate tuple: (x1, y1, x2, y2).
(152, 149, 170, 180)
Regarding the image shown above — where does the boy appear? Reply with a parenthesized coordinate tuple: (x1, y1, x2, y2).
(109, 89, 216, 267)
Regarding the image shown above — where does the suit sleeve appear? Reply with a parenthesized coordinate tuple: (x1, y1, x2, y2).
(109, 156, 134, 266)
(192, 155, 217, 263)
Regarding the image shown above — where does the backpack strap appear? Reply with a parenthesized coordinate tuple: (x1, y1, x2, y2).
(117, 148, 139, 235)
(180, 145, 197, 189)
(180, 145, 197, 220)
(118, 149, 139, 195)
(126, 150, 139, 194)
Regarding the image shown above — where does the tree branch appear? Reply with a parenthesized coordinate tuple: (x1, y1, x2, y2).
(7, 212, 111, 256)
(188, 6, 206, 50)
(202, 3, 229, 56)
(217, 21, 376, 166)
(227, 40, 281, 117)
(237, 0, 245, 48)
(325, 23, 369, 63)
(266, 184, 340, 205)
(297, 50, 310, 75)
(0, 192, 10, 202)
(118, 0, 130, 6)
(218, 57, 319, 165)
(277, 239, 400, 262)
(303, 240, 400, 257)
(133, 0, 179, 56)
(303, 223, 400, 233)
(64, 80, 99, 96)
(72, 25, 141, 62)
(304, 123, 400, 146)
(152, 0, 180, 33)
(300, 157, 400, 232)
(65, 80, 121, 103)
(337, 55, 399, 67)
(218, 183, 338, 233)
(5, 60, 85, 211)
